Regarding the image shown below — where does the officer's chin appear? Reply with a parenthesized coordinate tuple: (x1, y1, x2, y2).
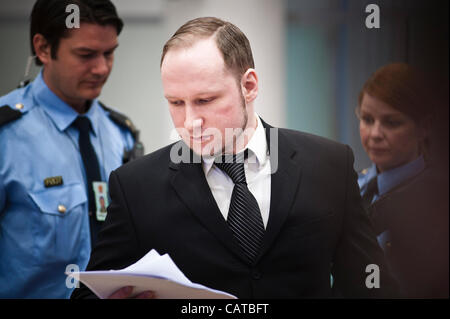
(80, 87, 103, 101)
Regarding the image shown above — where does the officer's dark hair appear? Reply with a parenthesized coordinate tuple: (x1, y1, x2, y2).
(30, 0, 123, 66)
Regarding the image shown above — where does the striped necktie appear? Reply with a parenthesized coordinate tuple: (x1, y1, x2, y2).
(215, 153, 265, 263)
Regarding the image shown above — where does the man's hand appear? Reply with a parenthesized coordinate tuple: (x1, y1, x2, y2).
(108, 286, 155, 299)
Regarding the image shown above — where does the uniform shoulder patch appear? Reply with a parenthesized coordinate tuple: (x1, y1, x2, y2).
(98, 101, 139, 140)
(0, 105, 22, 127)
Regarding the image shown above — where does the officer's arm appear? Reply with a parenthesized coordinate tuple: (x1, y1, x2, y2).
(0, 176, 5, 213)
(0, 104, 22, 213)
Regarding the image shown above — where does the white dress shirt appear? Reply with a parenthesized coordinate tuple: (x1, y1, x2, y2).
(202, 115, 271, 228)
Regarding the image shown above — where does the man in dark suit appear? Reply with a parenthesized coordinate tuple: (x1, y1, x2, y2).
(72, 17, 397, 299)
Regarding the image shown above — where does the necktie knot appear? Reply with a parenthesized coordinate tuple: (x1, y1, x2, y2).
(366, 176, 379, 196)
(72, 116, 92, 133)
(362, 176, 378, 208)
(215, 153, 247, 185)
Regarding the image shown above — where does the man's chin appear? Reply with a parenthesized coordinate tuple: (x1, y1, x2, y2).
(80, 88, 103, 100)
(185, 140, 222, 158)
(190, 146, 216, 158)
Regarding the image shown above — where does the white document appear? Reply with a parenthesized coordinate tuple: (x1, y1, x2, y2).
(68, 249, 237, 299)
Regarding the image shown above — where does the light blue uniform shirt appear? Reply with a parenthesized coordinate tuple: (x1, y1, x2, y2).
(358, 156, 426, 248)
(0, 71, 134, 298)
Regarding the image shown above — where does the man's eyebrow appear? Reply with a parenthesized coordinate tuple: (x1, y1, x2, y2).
(106, 44, 120, 51)
(196, 92, 219, 96)
(165, 92, 220, 99)
(73, 44, 119, 53)
(164, 94, 175, 99)
(73, 48, 96, 54)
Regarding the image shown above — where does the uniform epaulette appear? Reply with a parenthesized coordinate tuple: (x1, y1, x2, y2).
(98, 101, 139, 140)
(0, 104, 23, 127)
(98, 101, 144, 163)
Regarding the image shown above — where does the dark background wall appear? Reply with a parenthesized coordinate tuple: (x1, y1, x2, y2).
(285, 0, 448, 172)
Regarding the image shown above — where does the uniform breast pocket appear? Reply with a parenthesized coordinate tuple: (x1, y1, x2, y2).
(28, 183, 89, 263)
(29, 183, 87, 217)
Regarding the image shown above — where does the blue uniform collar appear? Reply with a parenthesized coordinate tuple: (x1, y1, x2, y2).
(365, 156, 426, 196)
(32, 71, 102, 135)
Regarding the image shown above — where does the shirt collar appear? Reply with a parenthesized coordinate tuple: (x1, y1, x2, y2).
(247, 115, 269, 167)
(202, 114, 269, 176)
(32, 70, 101, 135)
(377, 155, 426, 196)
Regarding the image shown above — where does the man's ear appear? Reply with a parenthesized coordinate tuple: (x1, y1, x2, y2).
(241, 68, 258, 103)
(33, 33, 51, 65)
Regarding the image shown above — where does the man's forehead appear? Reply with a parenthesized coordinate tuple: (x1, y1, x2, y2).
(163, 38, 224, 68)
(63, 22, 117, 40)
(62, 23, 118, 48)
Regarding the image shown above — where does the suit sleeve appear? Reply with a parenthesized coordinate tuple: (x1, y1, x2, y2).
(71, 170, 142, 299)
(331, 145, 399, 298)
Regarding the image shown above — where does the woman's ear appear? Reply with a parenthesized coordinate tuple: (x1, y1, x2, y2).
(33, 33, 51, 65)
(240, 68, 258, 103)
(418, 114, 432, 142)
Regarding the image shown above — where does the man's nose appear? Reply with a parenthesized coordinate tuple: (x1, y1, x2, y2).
(91, 56, 110, 76)
(184, 106, 203, 135)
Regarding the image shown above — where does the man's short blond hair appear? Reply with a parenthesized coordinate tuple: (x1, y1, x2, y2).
(161, 17, 255, 82)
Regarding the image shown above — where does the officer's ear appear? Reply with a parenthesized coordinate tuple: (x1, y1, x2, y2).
(33, 33, 51, 65)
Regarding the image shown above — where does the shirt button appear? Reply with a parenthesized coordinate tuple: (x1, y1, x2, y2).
(252, 269, 261, 280)
(58, 205, 66, 214)
(15, 103, 24, 110)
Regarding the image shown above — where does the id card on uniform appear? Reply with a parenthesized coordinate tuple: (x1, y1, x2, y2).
(93, 181, 108, 221)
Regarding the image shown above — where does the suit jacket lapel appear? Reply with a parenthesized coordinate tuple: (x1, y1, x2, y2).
(257, 120, 303, 261)
(169, 144, 247, 262)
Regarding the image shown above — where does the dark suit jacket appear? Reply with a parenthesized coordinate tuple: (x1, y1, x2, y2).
(368, 167, 449, 298)
(72, 121, 397, 298)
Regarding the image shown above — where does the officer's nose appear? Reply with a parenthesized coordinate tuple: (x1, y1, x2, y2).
(369, 121, 384, 140)
(91, 56, 110, 77)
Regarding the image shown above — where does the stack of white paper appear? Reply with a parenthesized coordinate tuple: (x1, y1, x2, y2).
(68, 249, 237, 299)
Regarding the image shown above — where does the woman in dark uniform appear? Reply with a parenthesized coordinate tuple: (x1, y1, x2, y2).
(356, 63, 448, 298)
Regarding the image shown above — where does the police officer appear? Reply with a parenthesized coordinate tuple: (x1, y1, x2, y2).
(355, 63, 448, 298)
(356, 63, 432, 248)
(0, 0, 143, 298)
